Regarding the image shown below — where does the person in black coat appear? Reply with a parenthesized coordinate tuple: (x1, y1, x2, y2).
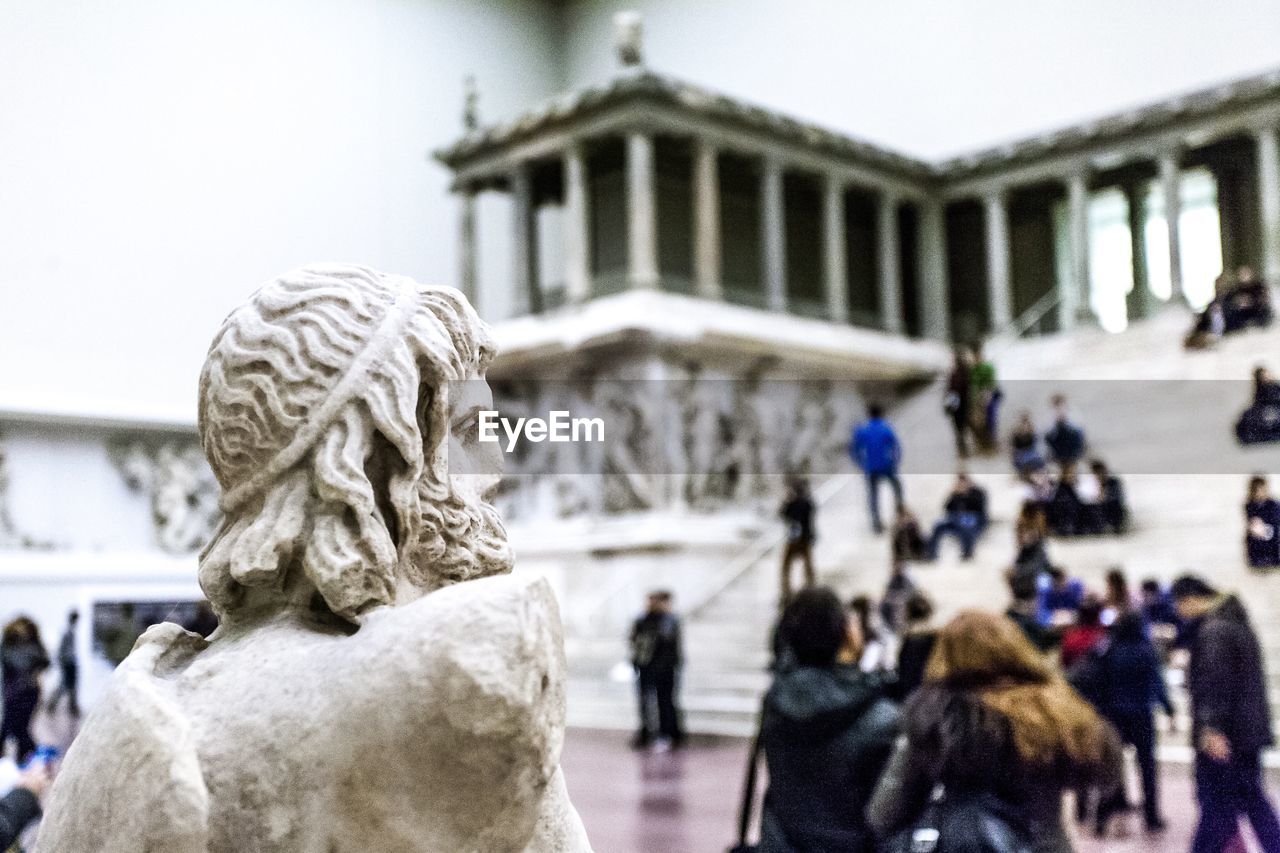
(926, 473, 988, 560)
(629, 590, 684, 749)
(1223, 266, 1273, 332)
(1085, 611, 1175, 831)
(1047, 465, 1083, 536)
(1091, 460, 1128, 534)
(0, 616, 49, 765)
(1172, 576, 1280, 853)
(1246, 476, 1280, 569)
(944, 348, 975, 459)
(1044, 394, 1086, 467)
(1237, 366, 1280, 445)
(891, 592, 937, 701)
(778, 479, 816, 602)
(759, 587, 899, 853)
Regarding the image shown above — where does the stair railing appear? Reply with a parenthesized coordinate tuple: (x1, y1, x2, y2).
(683, 474, 855, 620)
(993, 289, 1063, 342)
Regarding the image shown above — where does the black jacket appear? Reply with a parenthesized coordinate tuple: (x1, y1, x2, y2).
(780, 495, 816, 544)
(629, 612, 681, 672)
(1, 640, 49, 700)
(760, 665, 900, 853)
(0, 788, 40, 849)
(1185, 595, 1274, 754)
(1044, 420, 1085, 465)
(1088, 635, 1174, 720)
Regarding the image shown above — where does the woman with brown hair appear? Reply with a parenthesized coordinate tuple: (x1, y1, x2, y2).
(867, 610, 1122, 853)
(1, 616, 49, 764)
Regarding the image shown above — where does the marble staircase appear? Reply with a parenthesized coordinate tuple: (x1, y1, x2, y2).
(564, 305, 1280, 739)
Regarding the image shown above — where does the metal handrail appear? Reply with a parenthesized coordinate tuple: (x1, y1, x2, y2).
(995, 289, 1062, 341)
(684, 474, 854, 619)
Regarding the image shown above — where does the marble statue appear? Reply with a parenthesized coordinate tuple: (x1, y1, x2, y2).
(38, 265, 592, 852)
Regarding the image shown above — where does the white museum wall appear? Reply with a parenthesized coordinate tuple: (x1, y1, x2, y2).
(0, 0, 564, 424)
(561, 0, 1280, 160)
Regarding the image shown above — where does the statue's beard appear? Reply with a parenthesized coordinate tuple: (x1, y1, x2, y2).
(402, 478, 514, 592)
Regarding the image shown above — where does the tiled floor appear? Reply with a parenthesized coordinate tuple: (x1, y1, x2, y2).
(562, 728, 1272, 853)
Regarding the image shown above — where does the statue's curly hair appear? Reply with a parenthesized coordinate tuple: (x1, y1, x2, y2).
(197, 264, 496, 624)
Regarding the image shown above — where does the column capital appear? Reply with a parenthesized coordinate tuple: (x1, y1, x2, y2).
(1064, 166, 1090, 188)
(1155, 144, 1186, 167)
(980, 183, 1009, 203)
(1251, 120, 1280, 140)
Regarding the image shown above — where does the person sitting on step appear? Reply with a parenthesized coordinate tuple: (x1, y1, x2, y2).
(1091, 459, 1129, 534)
(1245, 475, 1280, 569)
(1236, 365, 1280, 445)
(926, 473, 988, 561)
(890, 505, 928, 563)
(1010, 409, 1046, 476)
(1047, 463, 1083, 536)
(1223, 266, 1273, 332)
(1043, 394, 1086, 468)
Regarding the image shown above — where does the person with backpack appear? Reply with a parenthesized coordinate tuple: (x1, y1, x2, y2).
(868, 610, 1121, 853)
(758, 587, 899, 852)
(1075, 610, 1174, 834)
(628, 590, 684, 751)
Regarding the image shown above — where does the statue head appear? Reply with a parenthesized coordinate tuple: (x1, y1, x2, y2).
(197, 265, 510, 625)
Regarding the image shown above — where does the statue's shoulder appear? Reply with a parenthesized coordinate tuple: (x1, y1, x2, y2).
(37, 623, 211, 853)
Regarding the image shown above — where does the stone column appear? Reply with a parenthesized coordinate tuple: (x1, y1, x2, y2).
(1061, 170, 1089, 329)
(878, 191, 903, 334)
(762, 156, 787, 312)
(822, 174, 848, 323)
(917, 198, 950, 341)
(693, 139, 722, 299)
(1255, 124, 1280, 285)
(459, 186, 479, 310)
(511, 163, 541, 315)
(1158, 149, 1185, 303)
(626, 132, 659, 290)
(983, 188, 1013, 332)
(1124, 181, 1152, 321)
(563, 144, 591, 305)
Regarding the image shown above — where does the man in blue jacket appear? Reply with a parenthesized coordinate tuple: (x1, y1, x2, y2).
(850, 404, 904, 534)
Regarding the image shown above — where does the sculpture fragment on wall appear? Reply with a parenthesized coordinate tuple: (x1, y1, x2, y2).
(491, 368, 862, 521)
(110, 439, 221, 555)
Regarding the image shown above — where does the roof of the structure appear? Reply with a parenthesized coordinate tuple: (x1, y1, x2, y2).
(434, 66, 1280, 181)
(433, 70, 937, 179)
(940, 66, 1280, 178)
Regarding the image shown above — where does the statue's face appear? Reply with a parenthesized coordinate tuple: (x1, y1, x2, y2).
(446, 371, 504, 503)
(397, 370, 512, 600)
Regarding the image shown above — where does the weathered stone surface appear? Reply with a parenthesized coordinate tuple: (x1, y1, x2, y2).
(38, 265, 591, 852)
